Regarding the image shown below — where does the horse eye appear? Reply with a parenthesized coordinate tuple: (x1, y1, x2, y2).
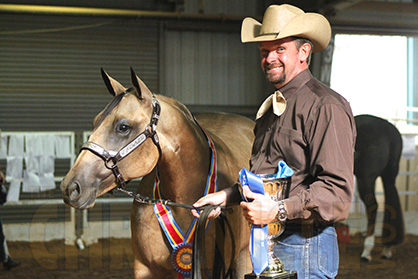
(116, 123, 131, 134)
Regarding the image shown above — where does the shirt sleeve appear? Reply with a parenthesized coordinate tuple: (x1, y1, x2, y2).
(284, 103, 356, 224)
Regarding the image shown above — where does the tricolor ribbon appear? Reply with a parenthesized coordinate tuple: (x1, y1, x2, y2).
(153, 124, 218, 278)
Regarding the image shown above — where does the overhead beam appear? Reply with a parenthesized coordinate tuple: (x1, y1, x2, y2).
(0, 4, 245, 22)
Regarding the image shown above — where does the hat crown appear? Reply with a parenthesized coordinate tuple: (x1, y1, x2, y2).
(260, 5, 304, 36)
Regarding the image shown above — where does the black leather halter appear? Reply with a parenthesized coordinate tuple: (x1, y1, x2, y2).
(80, 93, 162, 189)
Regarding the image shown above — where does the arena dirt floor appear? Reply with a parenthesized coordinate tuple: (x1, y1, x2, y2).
(2, 234, 418, 278)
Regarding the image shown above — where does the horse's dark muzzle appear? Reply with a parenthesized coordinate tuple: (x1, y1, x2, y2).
(66, 181, 81, 201)
(61, 180, 89, 209)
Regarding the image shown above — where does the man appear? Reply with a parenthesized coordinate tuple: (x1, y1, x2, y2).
(0, 166, 20, 271)
(193, 4, 356, 279)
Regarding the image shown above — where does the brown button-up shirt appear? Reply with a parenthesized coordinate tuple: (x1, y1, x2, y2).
(250, 70, 356, 224)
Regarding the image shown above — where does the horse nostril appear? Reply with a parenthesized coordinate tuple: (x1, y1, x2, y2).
(67, 181, 81, 201)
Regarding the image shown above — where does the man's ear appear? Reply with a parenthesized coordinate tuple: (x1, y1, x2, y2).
(299, 42, 312, 63)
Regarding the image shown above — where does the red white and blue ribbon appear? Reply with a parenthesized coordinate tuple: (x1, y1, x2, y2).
(153, 125, 218, 278)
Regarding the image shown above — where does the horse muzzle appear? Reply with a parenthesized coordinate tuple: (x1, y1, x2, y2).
(60, 176, 98, 210)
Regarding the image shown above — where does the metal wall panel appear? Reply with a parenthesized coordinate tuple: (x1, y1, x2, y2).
(0, 14, 159, 131)
(160, 0, 269, 116)
(162, 28, 269, 112)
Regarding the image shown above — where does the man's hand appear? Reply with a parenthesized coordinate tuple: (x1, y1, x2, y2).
(240, 186, 279, 225)
(191, 190, 227, 219)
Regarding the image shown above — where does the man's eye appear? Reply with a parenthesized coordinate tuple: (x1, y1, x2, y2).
(276, 47, 285, 53)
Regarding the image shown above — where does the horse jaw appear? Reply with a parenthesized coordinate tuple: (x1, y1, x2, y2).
(61, 151, 115, 209)
(118, 138, 160, 180)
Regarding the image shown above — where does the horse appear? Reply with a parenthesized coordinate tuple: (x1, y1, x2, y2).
(354, 114, 404, 261)
(60, 68, 253, 278)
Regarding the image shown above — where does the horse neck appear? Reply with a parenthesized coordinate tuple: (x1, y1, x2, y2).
(155, 100, 211, 204)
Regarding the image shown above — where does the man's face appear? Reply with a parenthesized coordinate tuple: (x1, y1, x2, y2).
(259, 38, 306, 88)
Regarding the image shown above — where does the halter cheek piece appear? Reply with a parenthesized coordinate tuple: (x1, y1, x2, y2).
(80, 93, 162, 189)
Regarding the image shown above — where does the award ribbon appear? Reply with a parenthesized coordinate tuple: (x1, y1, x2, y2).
(239, 161, 294, 276)
(153, 125, 218, 278)
(239, 168, 269, 276)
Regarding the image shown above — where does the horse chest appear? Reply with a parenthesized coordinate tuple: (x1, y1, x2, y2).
(134, 204, 194, 260)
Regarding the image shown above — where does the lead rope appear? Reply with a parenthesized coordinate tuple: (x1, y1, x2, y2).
(116, 187, 214, 210)
(192, 205, 235, 279)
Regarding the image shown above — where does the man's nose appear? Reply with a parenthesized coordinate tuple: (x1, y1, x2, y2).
(266, 50, 278, 63)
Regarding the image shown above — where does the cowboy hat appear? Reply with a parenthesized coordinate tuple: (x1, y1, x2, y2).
(241, 4, 331, 53)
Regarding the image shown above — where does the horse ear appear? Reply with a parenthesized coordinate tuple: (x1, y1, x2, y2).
(130, 67, 152, 100)
(101, 68, 127, 96)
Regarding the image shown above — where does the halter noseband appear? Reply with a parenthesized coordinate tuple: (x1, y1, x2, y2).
(80, 93, 162, 189)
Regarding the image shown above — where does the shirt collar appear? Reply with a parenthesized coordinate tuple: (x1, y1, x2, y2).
(255, 90, 286, 120)
(255, 69, 313, 120)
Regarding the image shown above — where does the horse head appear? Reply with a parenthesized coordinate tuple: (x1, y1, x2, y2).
(61, 68, 161, 209)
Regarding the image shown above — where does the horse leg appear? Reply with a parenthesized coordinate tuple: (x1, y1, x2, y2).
(361, 235, 375, 262)
(381, 246, 393, 260)
(234, 247, 252, 279)
(357, 177, 378, 261)
(133, 260, 153, 279)
(380, 172, 405, 259)
(214, 209, 252, 279)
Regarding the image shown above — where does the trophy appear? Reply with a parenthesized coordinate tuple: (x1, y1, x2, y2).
(242, 174, 297, 279)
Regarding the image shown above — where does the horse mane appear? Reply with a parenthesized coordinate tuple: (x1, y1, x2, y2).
(156, 94, 194, 120)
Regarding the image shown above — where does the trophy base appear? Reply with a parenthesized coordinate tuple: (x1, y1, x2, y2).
(244, 271, 297, 279)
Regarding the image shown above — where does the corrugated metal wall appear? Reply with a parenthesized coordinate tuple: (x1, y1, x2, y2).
(0, 13, 159, 224)
(161, 0, 268, 114)
(0, 1, 267, 130)
(0, 13, 159, 131)
(162, 29, 267, 107)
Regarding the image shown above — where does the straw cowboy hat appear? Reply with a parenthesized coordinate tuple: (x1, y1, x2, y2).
(241, 4, 331, 53)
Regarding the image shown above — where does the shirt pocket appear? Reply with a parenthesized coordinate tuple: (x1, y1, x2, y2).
(272, 126, 306, 171)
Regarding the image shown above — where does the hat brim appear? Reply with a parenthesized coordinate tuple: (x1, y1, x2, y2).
(241, 13, 331, 53)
